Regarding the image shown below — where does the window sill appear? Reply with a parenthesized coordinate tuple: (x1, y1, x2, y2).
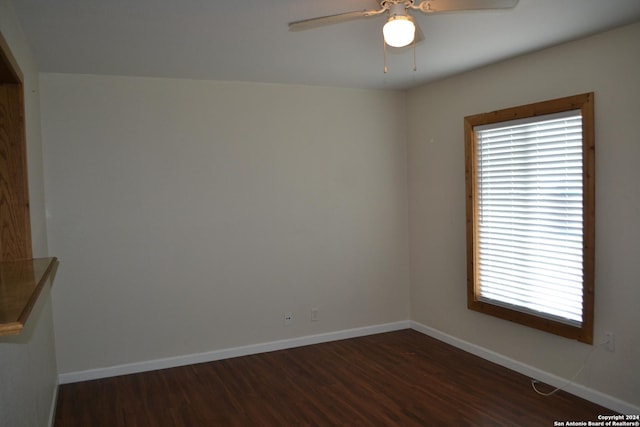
(0, 257, 59, 336)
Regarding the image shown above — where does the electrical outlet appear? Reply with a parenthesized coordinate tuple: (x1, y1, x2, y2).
(284, 312, 293, 326)
(605, 331, 615, 352)
(311, 307, 319, 322)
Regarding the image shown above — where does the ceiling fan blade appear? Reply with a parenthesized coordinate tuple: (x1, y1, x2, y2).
(416, 0, 519, 13)
(288, 9, 383, 32)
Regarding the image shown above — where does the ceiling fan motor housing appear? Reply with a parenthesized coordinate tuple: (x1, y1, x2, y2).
(388, 2, 410, 18)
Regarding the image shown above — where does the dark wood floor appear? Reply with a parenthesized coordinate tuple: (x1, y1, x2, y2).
(54, 329, 614, 426)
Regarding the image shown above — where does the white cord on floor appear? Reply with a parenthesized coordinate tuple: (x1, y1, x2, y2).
(531, 340, 608, 397)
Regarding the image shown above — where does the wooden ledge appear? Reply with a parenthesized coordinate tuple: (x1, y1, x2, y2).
(0, 257, 59, 336)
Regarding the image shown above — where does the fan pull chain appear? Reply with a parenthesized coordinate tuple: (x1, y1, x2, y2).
(383, 35, 388, 73)
(413, 37, 417, 71)
(382, 36, 417, 74)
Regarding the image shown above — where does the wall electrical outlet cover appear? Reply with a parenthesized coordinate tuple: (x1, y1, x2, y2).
(284, 313, 293, 326)
(311, 308, 319, 322)
(605, 331, 615, 352)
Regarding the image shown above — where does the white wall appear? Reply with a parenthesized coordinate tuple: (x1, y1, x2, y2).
(40, 75, 410, 374)
(407, 22, 640, 408)
(0, 1, 56, 426)
(0, 288, 57, 427)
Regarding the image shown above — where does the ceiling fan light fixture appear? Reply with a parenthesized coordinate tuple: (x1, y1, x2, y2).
(383, 15, 415, 48)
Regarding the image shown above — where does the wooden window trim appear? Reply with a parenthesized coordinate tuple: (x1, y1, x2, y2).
(464, 93, 595, 344)
(0, 30, 32, 261)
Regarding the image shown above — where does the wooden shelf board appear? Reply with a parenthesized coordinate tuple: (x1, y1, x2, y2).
(0, 257, 59, 336)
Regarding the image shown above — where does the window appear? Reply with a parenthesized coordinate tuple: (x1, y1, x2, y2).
(464, 93, 595, 343)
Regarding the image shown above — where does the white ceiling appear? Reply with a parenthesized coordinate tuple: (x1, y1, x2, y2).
(10, 0, 640, 90)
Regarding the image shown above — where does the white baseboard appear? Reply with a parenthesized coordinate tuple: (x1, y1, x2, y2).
(58, 320, 411, 384)
(57, 319, 638, 415)
(410, 321, 640, 415)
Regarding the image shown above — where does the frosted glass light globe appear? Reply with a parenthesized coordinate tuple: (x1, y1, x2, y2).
(383, 15, 415, 48)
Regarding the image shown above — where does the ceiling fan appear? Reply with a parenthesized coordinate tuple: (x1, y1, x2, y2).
(289, 0, 519, 49)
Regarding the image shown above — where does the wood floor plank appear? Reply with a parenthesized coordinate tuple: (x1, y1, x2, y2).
(54, 330, 615, 426)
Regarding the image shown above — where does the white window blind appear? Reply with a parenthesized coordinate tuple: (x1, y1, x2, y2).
(475, 110, 584, 326)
